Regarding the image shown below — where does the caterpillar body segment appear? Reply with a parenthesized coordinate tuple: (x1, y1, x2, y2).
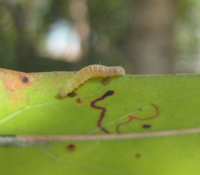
(59, 65, 125, 98)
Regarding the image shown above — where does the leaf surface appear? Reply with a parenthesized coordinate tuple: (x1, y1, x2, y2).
(0, 69, 199, 175)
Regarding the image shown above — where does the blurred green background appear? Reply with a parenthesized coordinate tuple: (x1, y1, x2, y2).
(0, 0, 198, 74)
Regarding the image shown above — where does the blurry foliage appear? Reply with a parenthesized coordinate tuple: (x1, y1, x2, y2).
(0, 4, 16, 69)
(88, 0, 130, 43)
(87, 0, 131, 68)
(175, 0, 200, 73)
(0, 0, 199, 73)
(0, 0, 131, 72)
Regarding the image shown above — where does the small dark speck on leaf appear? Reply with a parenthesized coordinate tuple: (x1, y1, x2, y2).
(136, 153, 141, 158)
(142, 124, 151, 129)
(75, 98, 84, 104)
(22, 77, 28, 83)
(67, 143, 76, 151)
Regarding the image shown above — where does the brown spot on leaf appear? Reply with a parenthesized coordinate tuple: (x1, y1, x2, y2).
(67, 92, 77, 97)
(101, 77, 110, 85)
(136, 153, 141, 158)
(66, 143, 76, 151)
(75, 98, 84, 104)
(0, 69, 35, 106)
(1, 69, 33, 92)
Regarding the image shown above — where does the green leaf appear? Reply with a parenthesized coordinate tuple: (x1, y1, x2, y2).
(0, 69, 200, 174)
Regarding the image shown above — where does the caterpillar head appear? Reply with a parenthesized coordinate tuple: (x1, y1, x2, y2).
(115, 66, 125, 75)
(59, 88, 68, 98)
(59, 83, 74, 98)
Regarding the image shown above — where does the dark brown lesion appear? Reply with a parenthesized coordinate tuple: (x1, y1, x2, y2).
(116, 104, 159, 133)
(90, 90, 115, 134)
(66, 143, 76, 152)
(135, 153, 141, 158)
(75, 98, 84, 104)
(142, 124, 151, 129)
(67, 92, 77, 97)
